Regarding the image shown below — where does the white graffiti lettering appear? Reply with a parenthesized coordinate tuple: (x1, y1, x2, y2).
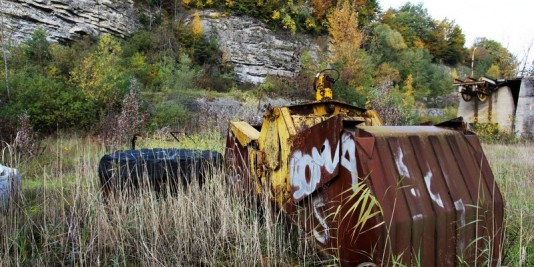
(424, 170, 444, 208)
(454, 198, 466, 250)
(410, 188, 419, 197)
(290, 133, 359, 199)
(395, 146, 410, 179)
(341, 133, 359, 193)
(312, 197, 330, 244)
(290, 139, 340, 200)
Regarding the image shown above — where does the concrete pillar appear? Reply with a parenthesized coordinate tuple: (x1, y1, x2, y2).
(457, 86, 515, 132)
(515, 77, 534, 138)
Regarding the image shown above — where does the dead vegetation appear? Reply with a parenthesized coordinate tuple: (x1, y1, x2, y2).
(0, 135, 532, 266)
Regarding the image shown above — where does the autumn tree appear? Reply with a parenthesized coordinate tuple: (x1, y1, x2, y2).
(369, 24, 407, 63)
(327, 0, 370, 91)
(310, 0, 335, 21)
(402, 73, 415, 108)
(382, 3, 466, 65)
(70, 34, 128, 109)
(470, 38, 518, 78)
(382, 3, 433, 48)
(353, 0, 380, 28)
(374, 62, 400, 86)
(427, 19, 466, 65)
(191, 11, 203, 39)
(395, 48, 435, 99)
(485, 64, 501, 79)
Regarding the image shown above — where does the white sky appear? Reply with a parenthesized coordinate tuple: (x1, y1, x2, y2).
(378, 0, 534, 70)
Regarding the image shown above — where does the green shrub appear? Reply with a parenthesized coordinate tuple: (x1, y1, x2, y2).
(470, 123, 518, 144)
(157, 54, 199, 93)
(418, 106, 458, 125)
(333, 79, 366, 106)
(148, 102, 191, 130)
(254, 76, 300, 99)
(23, 29, 51, 66)
(122, 30, 154, 58)
(3, 71, 98, 133)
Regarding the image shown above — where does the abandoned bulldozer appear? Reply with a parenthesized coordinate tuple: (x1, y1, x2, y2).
(225, 69, 504, 266)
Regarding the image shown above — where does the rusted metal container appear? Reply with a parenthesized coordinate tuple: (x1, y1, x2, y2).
(225, 100, 504, 266)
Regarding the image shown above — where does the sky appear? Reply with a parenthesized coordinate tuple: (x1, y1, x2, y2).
(378, 0, 534, 70)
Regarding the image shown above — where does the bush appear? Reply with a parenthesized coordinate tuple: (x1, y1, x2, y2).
(255, 76, 301, 99)
(158, 54, 199, 93)
(470, 123, 518, 144)
(417, 106, 458, 125)
(333, 79, 366, 106)
(148, 102, 191, 130)
(98, 80, 149, 149)
(3, 71, 98, 133)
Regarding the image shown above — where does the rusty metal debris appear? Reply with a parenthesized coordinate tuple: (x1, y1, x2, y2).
(454, 76, 499, 102)
(225, 71, 504, 265)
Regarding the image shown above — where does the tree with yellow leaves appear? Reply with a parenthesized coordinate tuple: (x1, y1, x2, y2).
(327, 0, 369, 91)
(69, 34, 127, 108)
(402, 74, 415, 108)
(191, 11, 203, 39)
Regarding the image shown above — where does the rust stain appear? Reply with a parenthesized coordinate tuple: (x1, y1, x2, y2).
(225, 100, 504, 266)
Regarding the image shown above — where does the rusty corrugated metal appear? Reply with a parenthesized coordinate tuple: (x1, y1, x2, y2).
(225, 100, 504, 266)
(289, 115, 343, 203)
(355, 126, 504, 266)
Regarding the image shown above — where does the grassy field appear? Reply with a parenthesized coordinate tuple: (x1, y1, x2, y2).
(483, 143, 534, 266)
(1, 134, 533, 266)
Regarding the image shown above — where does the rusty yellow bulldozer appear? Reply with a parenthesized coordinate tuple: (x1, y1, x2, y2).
(225, 69, 504, 266)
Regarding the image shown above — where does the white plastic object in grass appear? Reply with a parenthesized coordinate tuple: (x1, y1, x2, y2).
(0, 164, 21, 213)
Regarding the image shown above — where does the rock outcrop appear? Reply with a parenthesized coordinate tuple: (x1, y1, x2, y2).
(1, 3, 320, 84)
(198, 11, 320, 84)
(0, 0, 138, 44)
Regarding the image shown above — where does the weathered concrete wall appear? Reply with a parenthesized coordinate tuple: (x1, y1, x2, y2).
(515, 77, 534, 137)
(457, 86, 516, 132)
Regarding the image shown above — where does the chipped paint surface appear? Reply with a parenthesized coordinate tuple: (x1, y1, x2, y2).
(410, 188, 419, 197)
(454, 199, 466, 227)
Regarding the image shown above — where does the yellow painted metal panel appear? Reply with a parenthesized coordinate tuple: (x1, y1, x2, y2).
(230, 121, 260, 147)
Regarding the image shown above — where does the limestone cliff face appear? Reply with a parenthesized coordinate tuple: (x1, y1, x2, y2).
(0, 0, 138, 44)
(197, 11, 320, 84)
(1, 3, 319, 84)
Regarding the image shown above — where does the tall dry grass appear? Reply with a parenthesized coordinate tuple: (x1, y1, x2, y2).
(484, 142, 534, 266)
(1, 134, 533, 266)
(0, 135, 322, 266)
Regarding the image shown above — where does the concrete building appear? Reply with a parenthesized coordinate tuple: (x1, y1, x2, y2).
(457, 77, 534, 138)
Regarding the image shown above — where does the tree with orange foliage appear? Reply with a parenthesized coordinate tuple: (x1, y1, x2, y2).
(191, 11, 203, 39)
(310, 0, 335, 21)
(327, 0, 370, 91)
